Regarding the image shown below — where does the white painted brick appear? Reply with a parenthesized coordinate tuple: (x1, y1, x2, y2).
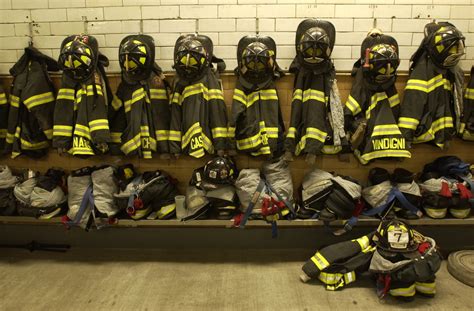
(466, 47, 473, 59)
(0, 36, 30, 49)
(31, 23, 51, 36)
(391, 19, 430, 33)
(219, 5, 256, 18)
(374, 5, 412, 18)
(257, 5, 295, 18)
(0, 24, 14, 37)
(203, 32, 218, 45)
(333, 59, 357, 71)
(275, 18, 353, 32)
(199, 19, 235, 32)
(355, 0, 393, 3)
(335, 5, 372, 18)
(89, 21, 122, 34)
(0, 50, 17, 62)
(159, 47, 174, 59)
(160, 20, 196, 33)
(353, 18, 392, 32)
(434, 0, 470, 3)
(99, 47, 118, 61)
(162, 0, 196, 3)
(143, 20, 159, 33)
(278, 0, 314, 3)
(123, 0, 159, 5)
(459, 60, 473, 72)
(236, 18, 274, 32)
(336, 32, 367, 45)
(67, 8, 103, 21)
(451, 20, 470, 34)
(49, 22, 84, 35)
(180, 5, 218, 19)
(149, 33, 182, 47)
(32, 9, 67, 22)
(317, 0, 355, 3)
(328, 19, 353, 32)
(105, 34, 127, 47)
(398, 45, 418, 60)
(86, 0, 121, 7)
(157, 60, 174, 71)
(0, 9, 30, 22)
(199, 0, 236, 4)
(142, 6, 180, 19)
(332, 45, 352, 59)
(464, 34, 474, 48)
(214, 45, 235, 59)
(395, 0, 431, 3)
(225, 59, 238, 71)
(296, 4, 335, 18)
(49, 0, 85, 8)
(0, 0, 12, 9)
(412, 33, 424, 45)
(264, 32, 294, 45)
(240, 0, 275, 3)
(351, 46, 360, 59)
(52, 49, 61, 60)
(218, 32, 249, 45)
(33, 36, 66, 49)
(13, 0, 48, 9)
(122, 21, 141, 34)
(399, 59, 409, 72)
(105, 60, 120, 72)
(104, 6, 141, 20)
(0, 63, 14, 75)
(277, 45, 295, 59)
(451, 6, 474, 19)
(412, 5, 450, 19)
(470, 20, 474, 32)
(383, 32, 413, 45)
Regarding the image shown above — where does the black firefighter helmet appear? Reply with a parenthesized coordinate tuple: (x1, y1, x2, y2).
(360, 30, 400, 84)
(237, 35, 278, 88)
(119, 34, 155, 81)
(424, 22, 465, 69)
(190, 156, 237, 190)
(373, 219, 419, 253)
(295, 19, 335, 67)
(58, 35, 99, 81)
(173, 34, 213, 82)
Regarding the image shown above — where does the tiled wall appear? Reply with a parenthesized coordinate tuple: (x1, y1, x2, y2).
(0, 0, 473, 75)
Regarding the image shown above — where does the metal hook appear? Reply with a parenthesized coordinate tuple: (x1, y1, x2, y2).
(82, 16, 88, 35)
(256, 18, 260, 37)
(139, 19, 143, 35)
(28, 21, 34, 47)
(195, 19, 199, 35)
(373, 18, 377, 29)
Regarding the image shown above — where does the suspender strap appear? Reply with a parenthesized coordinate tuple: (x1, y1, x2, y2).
(239, 179, 266, 228)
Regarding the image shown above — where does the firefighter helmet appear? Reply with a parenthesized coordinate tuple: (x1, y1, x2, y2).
(237, 35, 277, 87)
(119, 35, 155, 81)
(426, 23, 465, 68)
(361, 32, 400, 84)
(374, 219, 418, 253)
(191, 157, 237, 190)
(173, 34, 213, 82)
(295, 19, 335, 67)
(58, 35, 98, 81)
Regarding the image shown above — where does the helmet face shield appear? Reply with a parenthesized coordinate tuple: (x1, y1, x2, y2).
(298, 27, 332, 65)
(428, 25, 465, 68)
(240, 41, 275, 84)
(59, 36, 96, 81)
(119, 37, 153, 81)
(367, 43, 400, 84)
(174, 37, 209, 81)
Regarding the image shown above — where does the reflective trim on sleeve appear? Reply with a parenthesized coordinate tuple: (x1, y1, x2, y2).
(23, 92, 55, 110)
(57, 88, 75, 101)
(345, 95, 362, 115)
(310, 252, 330, 271)
(250, 145, 271, 156)
(292, 89, 303, 101)
(124, 88, 146, 113)
(366, 92, 388, 119)
(121, 133, 141, 155)
(0, 93, 7, 105)
(74, 124, 92, 140)
(155, 130, 169, 141)
(465, 88, 474, 100)
(286, 127, 296, 139)
(149, 89, 168, 100)
(431, 117, 454, 133)
(89, 119, 110, 132)
(388, 94, 400, 107)
(168, 130, 182, 142)
(175, 83, 224, 105)
(389, 284, 416, 297)
(415, 281, 436, 295)
(211, 127, 228, 139)
(10, 95, 20, 108)
(405, 74, 446, 93)
(53, 125, 74, 137)
(353, 235, 370, 250)
(111, 95, 123, 111)
(110, 132, 122, 143)
(398, 117, 419, 130)
(302, 89, 326, 104)
(372, 124, 402, 137)
(20, 139, 49, 150)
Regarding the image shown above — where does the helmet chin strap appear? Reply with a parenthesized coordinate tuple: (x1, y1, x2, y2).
(186, 52, 191, 68)
(125, 54, 129, 71)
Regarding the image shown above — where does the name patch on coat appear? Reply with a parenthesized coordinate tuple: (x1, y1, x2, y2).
(371, 138, 405, 150)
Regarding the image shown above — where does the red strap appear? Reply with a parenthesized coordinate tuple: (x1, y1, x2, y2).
(440, 181, 452, 197)
(457, 183, 473, 199)
(233, 214, 243, 227)
(353, 199, 365, 217)
(418, 242, 430, 254)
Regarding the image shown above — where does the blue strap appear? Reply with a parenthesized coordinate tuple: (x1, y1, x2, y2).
(362, 187, 422, 217)
(271, 221, 278, 239)
(459, 175, 474, 193)
(264, 181, 296, 215)
(68, 185, 93, 226)
(239, 179, 266, 228)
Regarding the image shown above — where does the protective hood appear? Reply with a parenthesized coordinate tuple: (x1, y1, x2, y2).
(262, 157, 293, 203)
(301, 169, 334, 202)
(235, 168, 263, 213)
(0, 166, 19, 189)
(331, 176, 361, 200)
(362, 180, 392, 209)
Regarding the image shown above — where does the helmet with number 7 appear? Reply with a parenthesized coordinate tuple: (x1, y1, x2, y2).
(373, 219, 418, 253)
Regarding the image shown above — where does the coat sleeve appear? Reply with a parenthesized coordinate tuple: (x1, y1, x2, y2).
(169, 86, 182, 155)
(53, 79, 76, 150)
(150, 77, 171, 154)
(87, 74, 111, 145)
(107, 83, 126, 155)
(398, 64, 429, 146)
(460, 67, 474, 138)
(208, 80, 228, 152)
(285, 88, 303, 154)
(229, 88, 247, 151)
(0, 87, 8, 150)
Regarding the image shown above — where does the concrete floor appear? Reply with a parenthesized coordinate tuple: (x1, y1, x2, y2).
(0, 248, 472, 311)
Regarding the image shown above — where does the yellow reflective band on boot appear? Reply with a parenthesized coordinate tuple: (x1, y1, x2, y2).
(415, 282, 436, 295)
(424, 207, 447, 219)
(110, 132, 122, 143)
(449, 208, 471, 219)
(345, 95, 362, 116)
(389, 284, 416, 297)
(310, 252, 330, 271)
(23, 92, 55, 110)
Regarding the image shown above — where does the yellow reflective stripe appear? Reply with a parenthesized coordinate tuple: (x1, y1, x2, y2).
(189, 148, 205, 158)
(233, 92, 247, 106)
(74, 124, 92, 140)
(388, 94, 400, 107)
(140, 125, 151, 136)
(353, 236, 370, 250)
(57, 88, 75, 101)
(250, 146, 271, 156)
(321, 145, 342, 154)
(69, 147, 94, 155)
(310, 252, 330, 270)
(432, 117, 453, 133)
(142, 151, 152, 159)
(389, 284, 416, 297)
(86, 84, 103, 96)
(168, 130, 181, 142)
(149, 89, 168, 100)
(405, 75, 446, 93)
(366, 92, 388, 119)
(23, 92, 55, 109)
(414, 130, 434, 143)
(6, 132, 14, 143)
(302, 89, 326, 103)
(360, 149, 411, 162)
(241, 89, 278, 108)
(20, 138, 49, 149)
(53, 125, 73, 137)
(89, 119, 109, 132)
(228, 127, 236, 138)
(10, 95, 19, 108)
(110, 132, 122, 143)
(460, 122, 466, 133)
(465, 88, 474, 100)
(292, 89, 303, 101)
(237, 131, 261, 150)
(172, 84, 224, 106)
(304, 127, 327, 143)
(0, 93, 7, 105)
(111, 95, 123, 111)
(211, 127, 228, 139)
(121, 133, 141, 154)
(43, 129, 53, 139)
(345, 95, 362, 115)
(182, 123, 201, 148)
(398, 117, 419, 130)
(0, 129, 6, 138)
(124, 88, 146, 113)
(372, 124, 402, 137)
(286, 127, 296, 139)
(318, 272, 344, 285)
(155, 130, 169, 141)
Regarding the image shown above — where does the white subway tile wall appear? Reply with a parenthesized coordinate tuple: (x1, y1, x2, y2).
(0, 0, 472, 74)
